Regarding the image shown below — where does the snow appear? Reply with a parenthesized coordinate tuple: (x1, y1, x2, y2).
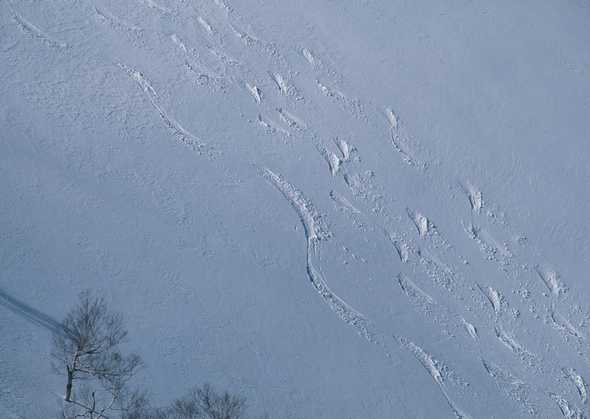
(1, 0, 590, 418)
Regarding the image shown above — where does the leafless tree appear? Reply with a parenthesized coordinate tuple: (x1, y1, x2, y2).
(170, 384, 246, 419)
(52, 290, 142, 419)
(128, 384, 246, 419)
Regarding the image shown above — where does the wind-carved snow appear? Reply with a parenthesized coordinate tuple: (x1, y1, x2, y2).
(262, 169, 374, 343)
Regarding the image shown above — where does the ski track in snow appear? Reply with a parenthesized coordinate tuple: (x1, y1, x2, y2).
(563, 368, 588, 405)
(94, 7, 143, 34)
(397, 337, 472, 419)
(262, 169, 476, 419)
(481, 358, 539, 416)
(459, 181, 483, 214)
(246, 82, 262, 103)
(262, 168, 376, 343)
(329, 190, 362, 215)
(397, 273, 435, 306)
(138, 0, 173, 15)
(119, 63, 208, 153)
(10, 9, 68, 49)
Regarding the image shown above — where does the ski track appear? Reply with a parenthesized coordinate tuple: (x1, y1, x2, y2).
(256, 114, 291, 137)
(138, 0, 173, 15)
(277, 108, 307, 131)
(269, 71, 289, 95)
(170, 33, 188, 54)
(397, 273, 435, 306)
(318, 146, 342, 176)
(390, 128, 426, 171)
(197, 16, 214, 35)
(459, 181, 483, 214)
(11, 9, 68, 49)
(118, 63, 208, 152)
(385, 107, 399, 131)
(262, 168, 376, 343)
(462, 319, 478, 341)
(335, 138, 352, 161)
(481, 358, 539, 416)
(301, 47, 317, 68)
(94, 7, 143, 34)
(397, 337, 472, 419)
(246, 82, 262, 103)
(260, 168, 477, 419)
(407, 208, 431, 238)
(463, 221, 513, 265)
(392, 239, 410, 263)
(549, 393, 585, 419)
(535, 267, 565, 298)
(563, 368, 589, 405)
(316, 79, 367, 121)
(168, 33, 223, 89)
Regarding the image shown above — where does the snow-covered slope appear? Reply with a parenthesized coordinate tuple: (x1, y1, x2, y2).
(1, 0, 590, 417)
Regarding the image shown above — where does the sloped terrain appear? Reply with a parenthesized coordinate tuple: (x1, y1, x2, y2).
(1, 1, 590, 418)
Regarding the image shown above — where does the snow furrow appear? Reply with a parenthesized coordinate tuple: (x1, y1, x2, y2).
(119, 63, 208, 152)
(398, 337, 472, 419)
(11, 9, 67, 49)
(262, 169, 375, 342)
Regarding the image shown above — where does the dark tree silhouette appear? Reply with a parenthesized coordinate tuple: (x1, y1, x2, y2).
(122, 384, 246, 419)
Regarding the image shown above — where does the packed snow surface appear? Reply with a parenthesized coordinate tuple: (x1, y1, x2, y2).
(1, 0, 590, 418)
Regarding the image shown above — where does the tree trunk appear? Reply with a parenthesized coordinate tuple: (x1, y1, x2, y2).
(65, 365, 73, 402)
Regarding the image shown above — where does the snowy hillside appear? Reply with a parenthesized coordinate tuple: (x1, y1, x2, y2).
(1, 0, 590, 417)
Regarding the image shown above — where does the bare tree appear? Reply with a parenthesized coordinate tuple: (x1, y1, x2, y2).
(52, 290, 142, 419)
(133, 384, 246, 419)
(170, 384, 246, 419)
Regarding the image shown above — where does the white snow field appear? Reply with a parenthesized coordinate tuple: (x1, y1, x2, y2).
(1, 0, 590, 417)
